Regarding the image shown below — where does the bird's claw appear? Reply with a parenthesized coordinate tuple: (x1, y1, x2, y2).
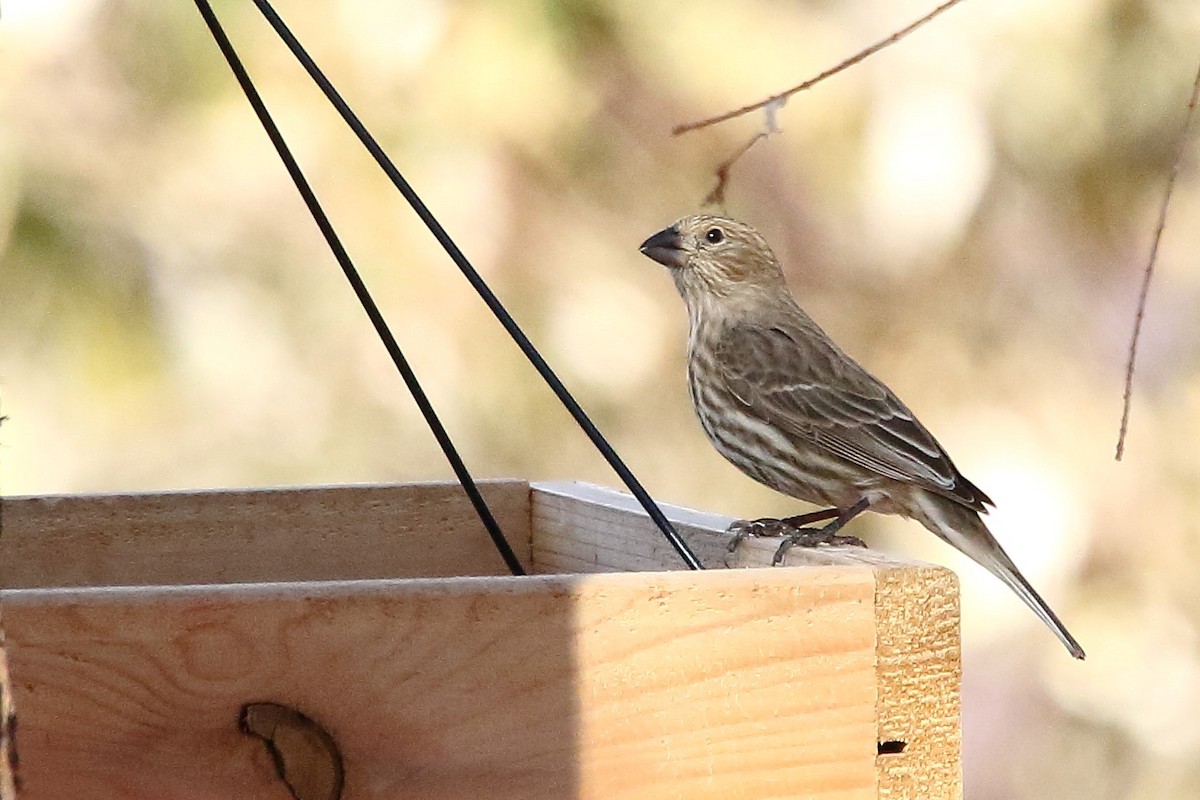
(771, 528, 868, 565)
(727, 517, 794, 552)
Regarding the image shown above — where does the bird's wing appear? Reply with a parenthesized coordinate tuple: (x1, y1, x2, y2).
(715, 320, 993, 510)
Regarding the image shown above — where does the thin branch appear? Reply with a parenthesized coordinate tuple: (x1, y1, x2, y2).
(1115, 57, 1200, 461)
(703, 131, 768, 208)
(701, 97, 786, 207)
(673, 0, 970, 136)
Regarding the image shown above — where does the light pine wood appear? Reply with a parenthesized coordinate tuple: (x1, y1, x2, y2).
(0, 481, 961, 799)
(0, 481, 531, 588)
(529, 481, 738, 572)
(3, 569, 879, 800)
(533, 482, 963, 799)
(530, 481, 936, 573)
(872, 565, 961, 799)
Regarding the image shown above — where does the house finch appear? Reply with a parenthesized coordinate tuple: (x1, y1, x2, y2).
(640, 214, 1085, 660)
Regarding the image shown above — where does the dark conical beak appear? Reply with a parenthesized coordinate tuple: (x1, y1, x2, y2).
(639, 226, 687, 269)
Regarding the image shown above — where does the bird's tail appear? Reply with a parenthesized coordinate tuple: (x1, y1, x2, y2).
(919, 495, 1086, 660)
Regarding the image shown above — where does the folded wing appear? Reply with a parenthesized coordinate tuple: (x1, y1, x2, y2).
(715, 320, 993, 511)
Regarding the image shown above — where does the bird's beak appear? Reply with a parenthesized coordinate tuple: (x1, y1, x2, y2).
(639, 226, 687, 269)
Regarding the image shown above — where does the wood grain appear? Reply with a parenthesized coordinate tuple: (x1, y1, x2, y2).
(0, 482, 531, 589)
(532, 482, 963, 799)
(0, 482, 961, 798)
(531, 481, 944, 573)
(2, 569, 880, 800)
(530, 481, 736, 572)
(873, 565, 961, 799)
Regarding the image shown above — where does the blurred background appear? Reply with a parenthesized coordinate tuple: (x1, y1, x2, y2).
(2, 0, 1199, 795)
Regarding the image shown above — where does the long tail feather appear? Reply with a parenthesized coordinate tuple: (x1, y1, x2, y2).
(920, 494, 1085, 660)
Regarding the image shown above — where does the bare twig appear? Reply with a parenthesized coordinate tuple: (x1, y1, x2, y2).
(704, 131, 768, 207)
(1115, 57, 1200, 461)
(701, 97, 786, 207)
(672, 0, 970, 136)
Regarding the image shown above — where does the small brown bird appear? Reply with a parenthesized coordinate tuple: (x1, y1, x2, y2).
(640, 213, 1085, 659)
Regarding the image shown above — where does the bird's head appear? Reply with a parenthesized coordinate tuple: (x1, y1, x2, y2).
(639, 214, 787, 308)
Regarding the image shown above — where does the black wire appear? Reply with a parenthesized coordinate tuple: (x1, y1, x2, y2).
(193, 0, 526, 577)
(249, 0, 704, 572)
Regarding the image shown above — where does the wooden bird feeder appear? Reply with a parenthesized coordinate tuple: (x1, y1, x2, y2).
(0, 481, 961, 799)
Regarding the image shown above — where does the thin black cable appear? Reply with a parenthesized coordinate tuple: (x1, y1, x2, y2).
(249, 0, 703, 571)
(193, 0, 525, 577)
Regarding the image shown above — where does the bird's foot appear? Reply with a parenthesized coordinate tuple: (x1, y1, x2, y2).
(771, 528, 867, 565)
(727, 517, 793, 552)
(727, 509, 842, 553)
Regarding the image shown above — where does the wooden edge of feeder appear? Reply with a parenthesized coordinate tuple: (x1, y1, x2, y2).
(0, 480, 961, 798)
(529, 479, 948, 573)
(0, 481, 533, 589)
(531, 481, 963, 798)
(2, 567, 888, 800)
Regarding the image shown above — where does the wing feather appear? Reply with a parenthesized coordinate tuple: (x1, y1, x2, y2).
(715, 319, 992, 510)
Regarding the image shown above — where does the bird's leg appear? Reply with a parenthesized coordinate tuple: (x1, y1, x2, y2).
(772, 498, 871, 565)
(780, 508, 842, 528)
(819, 497, 871, 536)
(726, 508, 840, 552)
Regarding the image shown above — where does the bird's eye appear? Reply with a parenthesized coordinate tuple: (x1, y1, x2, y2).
(705, 228, 724, 244)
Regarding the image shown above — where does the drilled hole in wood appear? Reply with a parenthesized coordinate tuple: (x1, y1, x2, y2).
(240, 702, 344, 800)
(877, 739, 907, 755)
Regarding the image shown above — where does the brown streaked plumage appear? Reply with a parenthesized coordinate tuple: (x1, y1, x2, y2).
(640, 213, 1085, 659)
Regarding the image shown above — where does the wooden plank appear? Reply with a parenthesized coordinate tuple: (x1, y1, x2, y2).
(1, 568, 880, 800)
(0, 482, 531, 589)
(0, 617, 15, 800)
(531, 482, 963, 799)
(873, 565, 962, 799)
(531, 480, 932, 572)
(529, 481, 739, 573)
